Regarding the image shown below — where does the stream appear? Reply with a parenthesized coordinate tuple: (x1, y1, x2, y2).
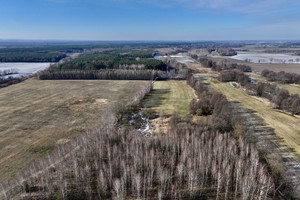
(129, 110, 152, 137)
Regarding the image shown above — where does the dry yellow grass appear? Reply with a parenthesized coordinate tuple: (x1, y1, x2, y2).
(278, 83, 300, 95)
(143, 80, 195, 116)
(204, 78, 300, 156)
(185, 62, 218, 75)
(0, 79, 147, 181)
(245, 72, 267, 82)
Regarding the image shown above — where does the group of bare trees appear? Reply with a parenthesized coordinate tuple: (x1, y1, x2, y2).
(247, 82, 300, 115)
(37, 70, 164, 80)
(218, 69, 251, 86)
(0, 68, 19, 76)
(262, 69, 300, 84)
(159, 57, 189, 79)
(0, 124, 275, 200)
(0, 76, 26, 88)
(197, 58, 251, 72)
(187, 73, 242, 133)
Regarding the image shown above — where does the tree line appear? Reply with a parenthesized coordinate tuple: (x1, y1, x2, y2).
(0, 76, 26, 88)
(262, 69, 300, 84)
(0, 68, 19, 76)
(197, 57, 251, 72)
(37, 70, 164, 80)
(0, 52, 66, 62)
(187, 73, 243, 133)
(57, 50, 167, 71)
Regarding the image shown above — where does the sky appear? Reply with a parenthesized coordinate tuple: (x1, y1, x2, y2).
(0, 0, 300, 41)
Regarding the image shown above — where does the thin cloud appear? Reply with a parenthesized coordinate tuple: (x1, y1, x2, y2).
(125, 0, 299, 15)
(44, 0, 300, 15)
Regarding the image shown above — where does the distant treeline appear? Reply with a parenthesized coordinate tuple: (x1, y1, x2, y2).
(0, 41, 247, 49)
(0, 76, 26, 88)
(197, 57, 251, 72)
(262, 69, 300, 84)
(0, 68, 19, 76)
(38, 69, 163, 80)
(0, 48, 67, 62)
(205, 48, 237, 56)
(0, 52, 66, 62)
(57, 50, 167, 71)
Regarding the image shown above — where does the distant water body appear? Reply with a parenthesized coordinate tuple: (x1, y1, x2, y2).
(0, 62, 51, 79)
(231, 53, 300, 64)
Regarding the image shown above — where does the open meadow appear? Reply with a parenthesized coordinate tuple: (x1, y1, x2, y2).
(0, 78, 148, 181)
(143, 80, 195, 116)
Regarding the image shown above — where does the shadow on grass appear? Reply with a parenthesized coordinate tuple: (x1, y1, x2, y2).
(142, 89, 171, 109)
(233, 103, 300, 165)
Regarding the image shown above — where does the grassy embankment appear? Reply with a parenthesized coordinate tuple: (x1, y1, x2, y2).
(203, 77, 300, 155)
(143, 80, 195, 116)
(0, 79, 148, 181)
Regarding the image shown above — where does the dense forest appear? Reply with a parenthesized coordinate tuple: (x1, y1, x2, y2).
(56, 50, 167, 71)
(37, 50, 169, 80)
(0, 48, 67, 62)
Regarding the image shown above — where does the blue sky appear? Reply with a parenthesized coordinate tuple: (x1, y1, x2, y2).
(0, 0, 300, 40)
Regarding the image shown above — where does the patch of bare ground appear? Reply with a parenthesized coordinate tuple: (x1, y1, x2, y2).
(150, 117, 171, 134)
(185, 62, 217, 75)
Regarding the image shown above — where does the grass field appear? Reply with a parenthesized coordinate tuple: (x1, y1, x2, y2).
(143, 80, 195, 116)
(278, 83, 300, 95)
(0, 79, 147, 181)
(245, 72, 267, 82)
(203, 77, 300, 155)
